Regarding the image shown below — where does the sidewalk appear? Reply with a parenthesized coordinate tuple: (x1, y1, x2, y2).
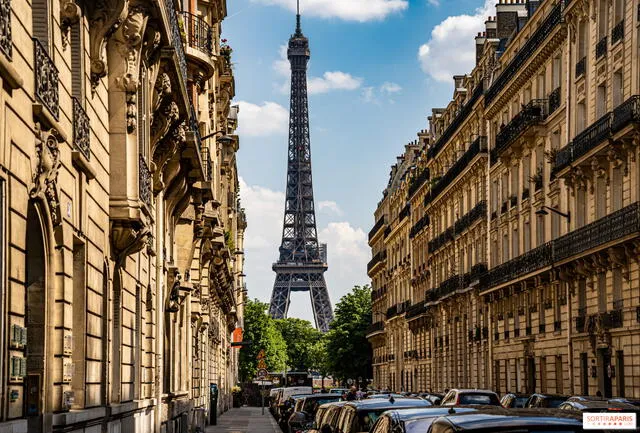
(205, 406, 281, 433)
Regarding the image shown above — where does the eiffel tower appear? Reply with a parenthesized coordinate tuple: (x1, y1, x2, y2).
(268, 2, 334, 332)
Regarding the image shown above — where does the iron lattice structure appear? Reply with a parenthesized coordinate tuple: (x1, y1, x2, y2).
(269, 12, 334, 332)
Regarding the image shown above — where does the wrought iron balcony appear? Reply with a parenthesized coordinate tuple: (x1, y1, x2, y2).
(428, 83, 484, 160)
(165, 2, 187, 83)
(139, 154, 152, 207)
(554, 202, 640, 262)
(485, 2, 563, 104)
(0, 0, 12, 59)
(34, 38, 59, 120)
(399, 203, 411, 221)
(612, 95, 640, 133)
(548, 87, 561, 115)
(408, 168, 430, 198)
(409, 214, 430, 239)
(367, 250, 387, 273)
(493, 100, 548, 163)
(596, 36, 607, 59)
(454, 201, 487, 234)
(180, 11, 213, 55)
(369, 217, 386, 241)
(406, 302, 428, 320)
(366, 321, 385, 336)
(522, 188, 530, 201)
(371, 286, 386, 301)
(387, 300, 410, 319)
(384, 226, 391, 238)
(426, 136, 487, 206)
(554, 111, 612, 172)
(587, 310, 624, 331)
(488, 242, 553, 287)
(612, 20, 624, 44)
(201, 146, 212, 181)
(427, 274, 465, 302)
(575, 56, 586, 78)
(428, 226, 454, 254)
(72, 97, 90, 160)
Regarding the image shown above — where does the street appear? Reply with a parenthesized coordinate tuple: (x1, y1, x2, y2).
(205, 407, 280, 433)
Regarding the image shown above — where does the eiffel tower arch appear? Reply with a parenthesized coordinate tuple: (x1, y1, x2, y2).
(268, 6, 334, 332)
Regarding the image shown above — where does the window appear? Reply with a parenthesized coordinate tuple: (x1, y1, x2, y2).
(613, 70, 624, 108)
(598, 272, 607, 313)
(598, 0, 608, 40)
(555, 355, 563, 394)
(537, 72, 546, 99)
(524, 220, 531, 252)
(614, 0, 625, 24)
(578, 20, 588, 60)
(502, 233, 509, 263)
(536, 214, 545, 246)
(552, 56, 562, 89)
(613, 268, 623, 310)
(33, 0, 52, 48)
(597, 84, 607, 118)
(612, 167, 623, 211)
(540, 356, 547, 393)
(576, 101, 586, 133)
(576, 187, 587, 227)
(512, 226, 519, 258)
(596, 177, 606, 218)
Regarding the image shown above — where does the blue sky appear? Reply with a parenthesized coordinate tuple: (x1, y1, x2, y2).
(224, 0, 496, 322)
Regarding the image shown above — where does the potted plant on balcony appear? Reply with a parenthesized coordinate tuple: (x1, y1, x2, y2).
(220, 39, 233, 66)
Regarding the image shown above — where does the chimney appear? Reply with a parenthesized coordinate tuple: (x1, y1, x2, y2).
(496, 0, 526, 39)
(475, 31, 486, 65)
(453, 75, 465, 90)
(485, 16, 497, 39)
(526, 0, 541, 16)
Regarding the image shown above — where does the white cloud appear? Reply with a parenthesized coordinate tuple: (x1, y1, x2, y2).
(418, 0, 495, 82)
(308, 71, 362, 95)
(380, 81, 402, 94)
(362, 87, 376, 103)
(318, 200, 343, 216)
(427, 0, 440, 5)
(236, 101, 289, 137)
(239, 178, 369, 327)
(251, 0, 407, 22)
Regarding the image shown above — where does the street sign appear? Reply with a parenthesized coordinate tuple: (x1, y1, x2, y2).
(257, 368, 268, 380)
(257, 349, 266, 359)
(347, 378, 353, 385)
(257, 359, 267, 369)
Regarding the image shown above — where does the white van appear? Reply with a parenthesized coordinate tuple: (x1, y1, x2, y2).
(275, 386, 314, 419)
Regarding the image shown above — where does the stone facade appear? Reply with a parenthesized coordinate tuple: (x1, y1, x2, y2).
(0, 0, 245, 432)
(369, 0, 640, 399)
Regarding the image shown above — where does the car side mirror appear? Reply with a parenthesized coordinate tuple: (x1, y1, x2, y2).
(320, 424, 333, 433)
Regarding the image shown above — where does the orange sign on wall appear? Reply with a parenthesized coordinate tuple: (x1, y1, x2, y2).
(232, 327, 243, 347)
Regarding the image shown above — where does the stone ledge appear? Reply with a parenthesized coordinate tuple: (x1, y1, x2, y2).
(72, 150, 97, 180)
(0, 54, 23, 90)
(32, 103, 68, 143)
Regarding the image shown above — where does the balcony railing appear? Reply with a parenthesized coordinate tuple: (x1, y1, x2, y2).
(72, 97, 90, 160)
(408, 168, 430, 198)
(596, 36, 607, 59)
(369, 217, 386, 241)
(548, 87, 561, 115)
(372, 286, 387, 302)
(406, 302, 427, 320)
(555, 202, 640, 262)
(612, 95, 640, 133)
(586, 310, 624, 332)
(0, 0, 12, 59)
(201, 146, 212, 181)
(455, 201, 487, 234)
(165, 2, 187, 83)
(426, 136, 487, 206)
(34, 38, 59, 120)
(612, 19, 624, 44)
(139, 154, 152, 207)
(399, 203, 411, 221)
(575, 56, 586, 78)
(485, 2, 563, 104)
(428, 83, 484, 160)
(492, 100, 547, 164)
(409, 214, 430, 239)
(366, 321, 385, 336)
(367, 250, 387, 273)
(387, 300, 410, 319)
(180, 11, 213, 55)
(488, 242, 553, 288)
(428, 226, 454, 254)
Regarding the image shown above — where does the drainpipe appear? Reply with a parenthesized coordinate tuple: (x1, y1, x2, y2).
(155, 190, 165, 433)
(564, 20, 575, 396)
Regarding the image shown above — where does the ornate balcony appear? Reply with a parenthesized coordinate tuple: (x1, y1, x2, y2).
(165, 2, 187, 84)
(139, 154, 152, 207)
(611, 95, 640, 133)
(409, 214, 430, 239)
(384, 226, 391, 238)
(554, 202, 640, 262)
(366, 321, 385, 337)
(455, 201, 487, 234)
(425, 136, 487, 206)
(548, 87, 561, 115)
(369, 217, 386, 241)
(554, 111, 612, 172)
(488, 242, 553, 288)
(367, 250, 387, 274)
(0, 0, 12, 59)
(612, 20, 624, 44)
(575, 56, 586, 78)
(201, 146, 212, 181)
(596, 36, 607, 59)
(406, 302, 428, 320)
(34, 38, 59, 120)
(586, 310, 624, 332)
(372, 286, 387, 302)
(485, 2, 563, 104)
(492, 100, 547, 164)
(408, 168, 429, 197)
(72, 97, 90, 160)
(387, 300, 410, 319)
(428, 83, 484, 160)
(399, 203, 411, 221)
(180, 11, 213, 55)
(428, 226, 454, 254)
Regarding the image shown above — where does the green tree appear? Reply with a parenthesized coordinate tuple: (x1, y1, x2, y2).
(274, 318, 323, 371)
(239, 299, 287, 382)
(324, 285, 372, 387)
(309, 336, 331, 388)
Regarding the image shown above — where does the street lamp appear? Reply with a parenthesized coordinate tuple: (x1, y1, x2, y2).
(201, 129, 235, 146)
(535, 205, 570, 222)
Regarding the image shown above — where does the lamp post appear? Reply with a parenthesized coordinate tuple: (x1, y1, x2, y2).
(535, 205, 570, 222)
(201, 129, 235, 146)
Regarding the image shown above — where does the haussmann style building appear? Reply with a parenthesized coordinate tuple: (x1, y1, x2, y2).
(0, 0, 246, 432)
(368, 0, 640, 399)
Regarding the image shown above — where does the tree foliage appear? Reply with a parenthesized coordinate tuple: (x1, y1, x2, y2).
(274, 318, 323, 371)
(238, 299, 287, 382)
(324, 285, 372, 385)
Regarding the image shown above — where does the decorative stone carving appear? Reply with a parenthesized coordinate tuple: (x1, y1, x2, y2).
(60, 0, 81, 49)
(151, 101, 179, 148)
(110, 221, 151, 265)
(30, 123, 62, 227)
(86, 0, 128, 90)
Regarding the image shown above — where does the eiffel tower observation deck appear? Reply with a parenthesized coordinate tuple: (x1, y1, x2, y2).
(268, 2, 334, 332)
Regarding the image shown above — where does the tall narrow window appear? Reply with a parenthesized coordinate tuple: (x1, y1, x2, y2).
(72, 238, 87, 408)
(598, 272, 607, 313)
(613, 70, 624, 108)
(555, 355, 563, 394)
(576, 188, 587, 227)
(33, 0, 52, 48)
(578, 279, 587, 315)
(613, 268, 623, 310)
(512, 226, 519, 258)
(596, 177, 607, 218)
(524, 220, 531, 252)
(536, 214, 545, 246)
(576, 101, 586, 133)
(612, 167, 623, 211)
(502, 233, 509, 263)
(580, 353, 589, 395)
(540, 356, 547, 393)
(552, 56, 562, 90)
(597, 84, 607, 118)
(614, 0, 625, 24)
(598, 0, 608, 41)
(537, 73, 546, 99)
(578, 20, 588, 61)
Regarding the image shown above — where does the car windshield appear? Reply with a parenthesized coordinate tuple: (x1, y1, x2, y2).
(514, 397, 529, 408)
(547, 398, 567, 408)
(303, 398, 338, 414)
(459, 393, 499, 405)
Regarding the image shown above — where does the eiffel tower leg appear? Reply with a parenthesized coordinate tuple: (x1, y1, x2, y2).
(309, 274, 333, 332)
(269, 273, 291, 319)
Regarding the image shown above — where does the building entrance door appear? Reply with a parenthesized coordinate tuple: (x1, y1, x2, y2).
(597, 348, 612, 398)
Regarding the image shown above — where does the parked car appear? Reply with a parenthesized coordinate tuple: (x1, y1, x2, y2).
(275, 387, 314, 420)
(280, 394, 314, 426)
(370, 406, 480, 433)
(270, 387, 283, 414)
(307, 401, 350, 433)
(331, 397, 432, 433)
(367, 393, 408, 400)
(427, 408, 584, 433)
(524, 393, 569, 409)
(440, 389, 501, 407)
(420, 393, 444, 406)
(288, 393, 343, 433)
(559, 396, 640, 413)
(500, 393, 530, 408)
(610, 397, 640, 407)
(330, 388, 350, 395)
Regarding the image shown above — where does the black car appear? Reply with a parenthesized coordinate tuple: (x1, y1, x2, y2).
(420, 393, 444, 406)
(370, 407, 480, 433)
(288, 393, 343, 433)
(331, 397, 432, 433)
(525, 393, 569, 409)
(427, 408, 584, 433)
(280, 394, 314, 426)
(559, 396, 640, 413)
(500, 393, 530, 408)
(308, 401, 350, 433)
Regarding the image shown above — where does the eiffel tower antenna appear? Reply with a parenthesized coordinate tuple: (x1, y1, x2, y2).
(269, 6, 334, 332)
